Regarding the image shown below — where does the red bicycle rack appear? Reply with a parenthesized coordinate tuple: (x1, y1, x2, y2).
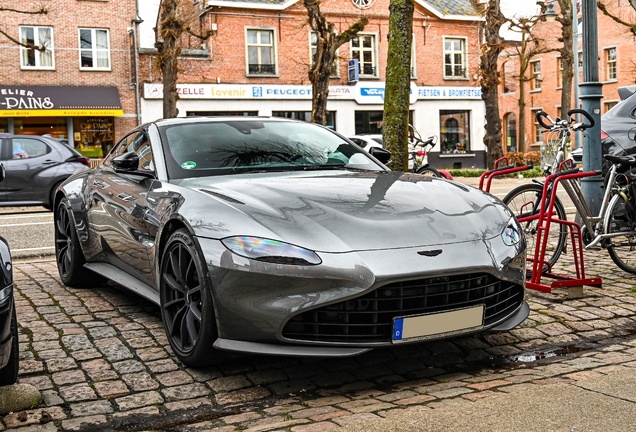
(478, 158, 602, 293)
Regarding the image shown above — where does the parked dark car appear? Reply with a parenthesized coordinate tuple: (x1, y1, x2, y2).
(0, 165, 17, 386)
(0, 134, 90, 208)
(53, 117, 528, 367)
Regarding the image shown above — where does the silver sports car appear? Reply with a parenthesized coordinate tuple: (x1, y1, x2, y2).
(54, 117, 529, 367)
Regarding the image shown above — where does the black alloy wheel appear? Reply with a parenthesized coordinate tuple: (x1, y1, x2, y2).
(54, 198, 105, 288)
(160, 228, 222, 366)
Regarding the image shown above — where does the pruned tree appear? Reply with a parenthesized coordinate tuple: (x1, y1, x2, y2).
(382, 0, 414, 172)
(304, 0, 367, 125)
(556, 0, 574, 118)
(507, 7, 553, 151)
(479, 0, 507, 169)
(0, 4, 48, 50)
(156, 0, 213, 119)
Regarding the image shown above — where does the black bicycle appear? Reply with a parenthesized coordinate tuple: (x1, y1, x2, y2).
(408, 125, 443, 177)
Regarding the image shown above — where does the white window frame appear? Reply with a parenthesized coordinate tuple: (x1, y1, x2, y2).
(245, 27, 278, 76)
(411, 34, 417, 79)
(605, 46, 617, 81)
(78, 28, 111, 71)
(350, 32, 378, 78)
(19, 26, 55, 70)
(556, 56, 562, 89)
(530, 60, 541, 91)
(309, 31, 339, 78)
(443, 36, 468, 80)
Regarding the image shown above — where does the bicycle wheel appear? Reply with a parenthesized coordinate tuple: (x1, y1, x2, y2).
(416, 166, 442, 177)
(604, 194, 636, 273)
(502, 183, 568, 270)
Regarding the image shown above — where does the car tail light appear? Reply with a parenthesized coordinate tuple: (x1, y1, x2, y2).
(70, 157, 90, 167)
(601, 130, 609, 140)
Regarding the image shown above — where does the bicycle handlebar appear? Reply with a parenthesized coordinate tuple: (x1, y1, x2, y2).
(567, 108, 595, 130)
(536, 111, 554, 129)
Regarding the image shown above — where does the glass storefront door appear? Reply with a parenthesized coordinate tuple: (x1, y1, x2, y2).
(73, 117, 114, 158)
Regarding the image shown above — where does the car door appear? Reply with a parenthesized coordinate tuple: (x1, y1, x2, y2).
(1, 137, 60, 204)
(87, 130, 158, 284)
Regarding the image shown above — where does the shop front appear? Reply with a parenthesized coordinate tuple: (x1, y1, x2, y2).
(141, 82, 486, 168)
(0, 86, 123, 158)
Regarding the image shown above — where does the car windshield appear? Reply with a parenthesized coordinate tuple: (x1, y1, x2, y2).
(160, 120, 384, 179)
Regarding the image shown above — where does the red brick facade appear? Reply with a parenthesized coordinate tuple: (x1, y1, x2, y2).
(0, 0, 139, 152)
(499, 2, 636, 153)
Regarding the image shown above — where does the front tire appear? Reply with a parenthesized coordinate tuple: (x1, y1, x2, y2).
(160, 228, 224, 367)
(502, 183, 568, 270)
(0, 301, 19, 387)
(605, 194, 636, 273)
(55, 198, 105, 288)
(416, 166, 442, 177)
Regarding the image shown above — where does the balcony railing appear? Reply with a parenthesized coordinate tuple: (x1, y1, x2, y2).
(248, 64, 275, 74)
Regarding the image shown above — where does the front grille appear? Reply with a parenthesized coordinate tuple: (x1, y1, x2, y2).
(282, 273, 524, 343)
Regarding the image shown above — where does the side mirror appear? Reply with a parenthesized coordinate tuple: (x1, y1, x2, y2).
(112, 152, 139, 171)
(369, 147, 392, 164)
(0, 163, 5, 183)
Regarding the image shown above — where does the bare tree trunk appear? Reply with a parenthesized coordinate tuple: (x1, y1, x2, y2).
(157, 0, 181, 119)
(480, 0, 506, 169)
(519, 79, 526, 151)
(382, 0, 414, 172)
(304, 0, 367, 125)
(558, 0, 574, 118)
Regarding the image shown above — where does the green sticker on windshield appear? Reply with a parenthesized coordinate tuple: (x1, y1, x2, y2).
(182, 161, 196, 170)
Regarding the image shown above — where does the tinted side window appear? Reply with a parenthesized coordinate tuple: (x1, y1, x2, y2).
(107, 131, 153, 172)
(12, 138, 51, 159)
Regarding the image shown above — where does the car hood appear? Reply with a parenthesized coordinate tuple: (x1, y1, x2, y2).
(176, 171, 513, 253)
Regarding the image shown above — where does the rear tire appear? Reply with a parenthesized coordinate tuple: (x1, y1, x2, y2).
(605, 194, 636, 273)
(502, 183, 568, 270)
(0, 301, 19, 387)
(160, 228, 225, 367)
(55, 198, 105, 288)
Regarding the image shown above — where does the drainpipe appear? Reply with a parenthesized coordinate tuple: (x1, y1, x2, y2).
(132, 0, 143, 126)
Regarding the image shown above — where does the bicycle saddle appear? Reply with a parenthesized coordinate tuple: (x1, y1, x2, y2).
(604, 154, 636, 166)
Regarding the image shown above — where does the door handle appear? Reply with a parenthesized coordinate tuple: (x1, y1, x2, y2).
(42, 160, 56, 165)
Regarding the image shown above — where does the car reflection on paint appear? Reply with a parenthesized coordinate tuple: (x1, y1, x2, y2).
(52, 117, 529, 367)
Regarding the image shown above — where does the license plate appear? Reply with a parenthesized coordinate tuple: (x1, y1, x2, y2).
(392, 305, 484, 343)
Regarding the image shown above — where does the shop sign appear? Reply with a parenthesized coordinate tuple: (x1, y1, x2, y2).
(348, 59, 359, 83)
(0, 86, 123, 117)
(355, 82, 418, 105)
(417, 87, 482, 99)
(144, 83, 353, 100)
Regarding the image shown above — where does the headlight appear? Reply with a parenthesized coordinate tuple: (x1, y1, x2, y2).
(221, 236, 322, 265)
(502, 218, 522, 246)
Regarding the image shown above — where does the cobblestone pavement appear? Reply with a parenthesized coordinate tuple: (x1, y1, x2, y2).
(5, 244, 636, 432)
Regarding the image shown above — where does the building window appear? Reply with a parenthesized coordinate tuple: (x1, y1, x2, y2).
(556, 57, 562, 88)
(578, 51, 583, 69)
(605, 101, 619, 112)
(531, 109, 542, 143)
(351, 34, 377, 77)
(504, 113, 517, 152)
(606, 47, 617, 80)
(246, 29, 276, 75)
(502, 60, 516, 93)
(79, 28, 110, 70)
(309, 32, 338, 77)
(411, 35, 416, 78)
(531, 61, 541, 90)
(443, 37, 467, 79)
(20, 26, 54, 69)
(440, 110, 470, 154)
(273, 111, 336, 129)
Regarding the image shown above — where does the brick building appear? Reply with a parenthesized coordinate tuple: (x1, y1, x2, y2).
(0, 0, 140, 158)
(499, 2, 636, 153)
(138, 0, 489, 168)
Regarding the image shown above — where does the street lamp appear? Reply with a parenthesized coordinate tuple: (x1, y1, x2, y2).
(543, 3, 558, 22)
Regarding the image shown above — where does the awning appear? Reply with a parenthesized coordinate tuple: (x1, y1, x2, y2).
(0, 86, 124, 117)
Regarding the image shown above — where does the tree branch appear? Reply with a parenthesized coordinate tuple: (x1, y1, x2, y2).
(0, 6, 47, 15)
(598, 1, 636, 36)
(0, 27, 46, 51)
